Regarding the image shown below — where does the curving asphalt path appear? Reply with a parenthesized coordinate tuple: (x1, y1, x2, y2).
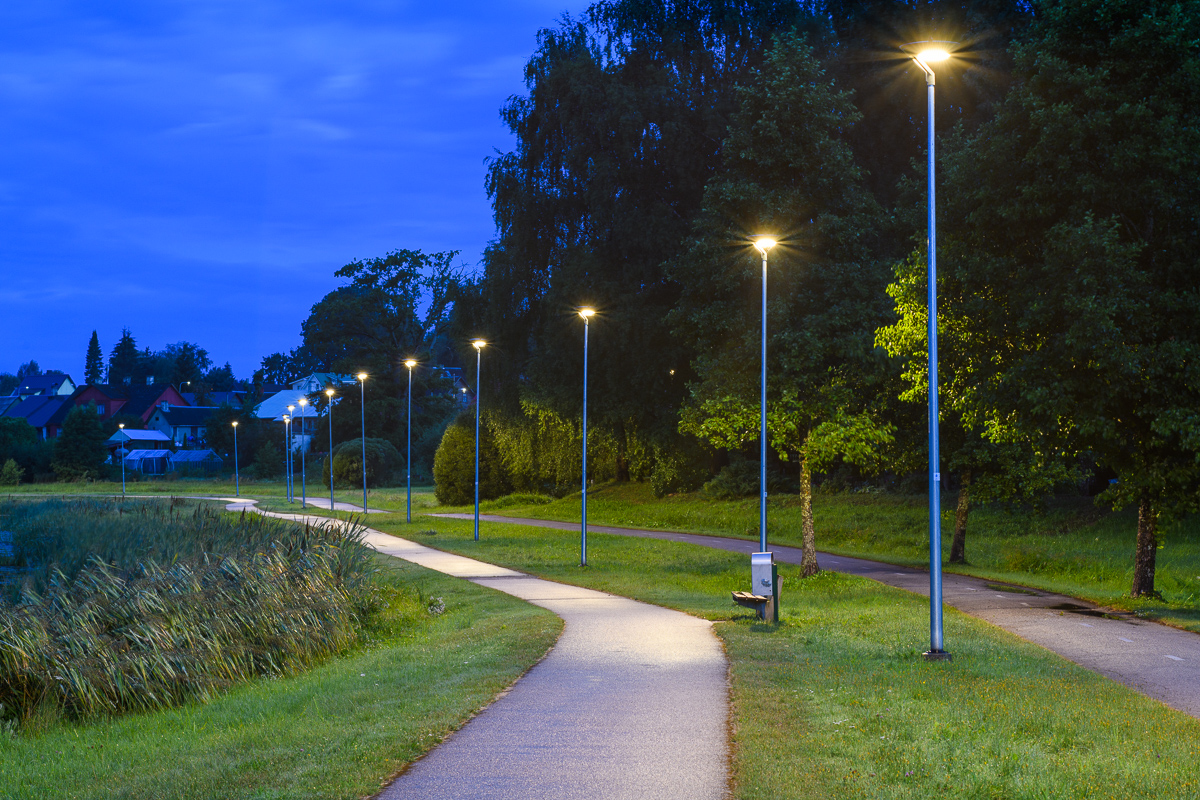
(434, 512, 1200, 720)
(227, 501, 730, 800)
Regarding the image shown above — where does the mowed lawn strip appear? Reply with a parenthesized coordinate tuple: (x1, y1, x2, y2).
(0, 554, 560, 800)
(368, 514, 1200, 800)
(454, 482, 1200, 633)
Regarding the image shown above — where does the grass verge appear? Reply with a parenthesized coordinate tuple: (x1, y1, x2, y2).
(454, 482, 1200, 632)
(365, 512, 1200, 799)
(0, 553, 560, 800)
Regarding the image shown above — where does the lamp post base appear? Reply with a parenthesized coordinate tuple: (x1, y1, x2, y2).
(923, 650, 953, 662)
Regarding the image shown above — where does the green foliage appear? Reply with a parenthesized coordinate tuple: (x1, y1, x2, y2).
(50, 404, 107, 481)
(0, 459, 22, 486)
(84, 331, 103, 385)
(649, 441, 709, 498)
(0, 500, 378, 723)
(324, 437, 402, 489)
(433, 414, 508, 505)
(0, 419, 50, 481)
(251, 441, 283, 479)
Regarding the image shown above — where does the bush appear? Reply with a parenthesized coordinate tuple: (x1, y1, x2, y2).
(433, 413, 508, 505)
(323, 438, 402, 489)
(649, 445, 709, 497)
(51, 404, 107, 481)
(0, 459, 21, 486)
(703, 460, 799, 499)
(0, 499, 379, 723)
(251, 441, 283, 479)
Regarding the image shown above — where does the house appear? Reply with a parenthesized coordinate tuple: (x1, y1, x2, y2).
(291, 373, 355, 394)
(73, 384, 189, 424)
(147, 405, 218, 448)
(12, 373, 76, 399)
(255, 385, 327, 454)
(1, 395, 74, 439)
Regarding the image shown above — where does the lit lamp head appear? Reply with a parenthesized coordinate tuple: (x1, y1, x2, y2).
(472, 339, 486, 351)
(325, 388, 335, 398)
(232, 421, 238, 428)
(118, 423, 125, 430)
(404, 359, 417, 369)
(578, 307, 595, 320)
(357, 372, 368, 382)
(298, 398, 307, 408)
(751, 235, 777, 256)
(283, 415, 290, 425)
(287, 404, 295, 414)
(900, 41, 957, 79)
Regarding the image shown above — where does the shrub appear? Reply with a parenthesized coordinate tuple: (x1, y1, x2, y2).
(433, 413, 508, 505)
(0, 499, 379, 723)
(323, 438, 402, 489)
(50, 403, 107, 481)
(650, 445, 709, 497)
(251, 440, 283, 479)
(0, 459, 21, 486)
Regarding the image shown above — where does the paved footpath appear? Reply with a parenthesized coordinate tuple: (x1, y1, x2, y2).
(232, 502, 730, 800)
(436, 513, 1200, 720)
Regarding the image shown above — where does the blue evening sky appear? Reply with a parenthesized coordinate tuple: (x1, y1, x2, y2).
(1, 1, 586, 380)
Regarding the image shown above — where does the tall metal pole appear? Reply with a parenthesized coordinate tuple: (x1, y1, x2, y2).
(326, 389, 335, 511)
(119, 424, 126, 500)
(283, 417, 291, 502)
(902, 41, 953, 661)
(360, 377, 368, 513)
(474, 346, 482, 542)
(760, 248, 769, 553)
(406, 364, 413, 524)
(299, 406, 307, 509)
(925, 68, 946, 657)
(232, 422, 239, 497)
(581, 314, 590, 566)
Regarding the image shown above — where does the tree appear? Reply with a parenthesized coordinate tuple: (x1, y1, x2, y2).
(162, 342, 212, 387)
(671, 32, 895, 575)
(108, 329, 139, 386)
(204, 363, 238, 391)
(52, 403, 108, 481)
(85, 331, 104, 385)
(466, 0, 820, 479)
(931, 0, 1200, 596)
(16, 361, 41, 381)
(0, 373, 17, 395)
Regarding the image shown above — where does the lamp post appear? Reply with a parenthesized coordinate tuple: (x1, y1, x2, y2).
(578, 308, 595, 566)
(232, 421, 239, 497)
(283, 414, 291, 502)
(298, 398, 308, 509)
(751, 235, 777, 553)
(118, 423, 126, 500)
(326, 388, 335, 511)
(358, 373, 368, 513)
(902, 40, 956, 662)
(405, 359, 417, 523)
(471, 339, 486, 542)
(287, 404, 296, 503)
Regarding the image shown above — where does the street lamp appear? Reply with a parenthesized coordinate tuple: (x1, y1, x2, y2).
(232, 421, 239, 497)
(358, 372, 368, 513)
(751, 235, 777, 554)
(578, 308, 595, 566)
(902, 40, 957, 662)
(287, 404, 296, 503)
(471, 339, 486, 542)
(298, 397, 308, 509)
(326, 388, 336, 511)
(283, 414, 291, 502)
(405, 359, 417, 523)
(118, 423, 126, 500)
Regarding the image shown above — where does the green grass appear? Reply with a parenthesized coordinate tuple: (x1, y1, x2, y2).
(0, 553, 561, 800)
(453, 482, 1200, 633)
(365, 512, 1200, 800)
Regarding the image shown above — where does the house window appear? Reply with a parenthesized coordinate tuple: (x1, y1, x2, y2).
(96, 404, 105, 415)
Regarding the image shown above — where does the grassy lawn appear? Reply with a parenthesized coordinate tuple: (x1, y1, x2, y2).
(446, 482, 1200, 633)
(0, 553, 560, 800)
(365, 512, 1200, 800)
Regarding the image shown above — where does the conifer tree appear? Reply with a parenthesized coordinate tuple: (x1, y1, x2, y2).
(85, 331, 104, 385)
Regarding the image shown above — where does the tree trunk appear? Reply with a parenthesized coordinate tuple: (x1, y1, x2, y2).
(800, 453, 820, 577)
(615, 419, 630, 482)
(949, 470, 971, 564)
(1131, 493, 1158, 598)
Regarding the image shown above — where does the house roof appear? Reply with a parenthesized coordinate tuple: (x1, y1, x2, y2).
(15, 372, 73, 396)
(106, 429, 172, 444)
(124, 449, 171, 460)
(181, 391, 244, 407)
(2, 396, 72, 429)
(255, 389, 324, 421)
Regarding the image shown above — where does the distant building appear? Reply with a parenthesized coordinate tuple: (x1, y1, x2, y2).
(147, 405, 218, 448)
(73, 384, 189, 423)
(12, 373, 75, 399)
(1, 395, 73, 439)
(105, 429, 172, 453)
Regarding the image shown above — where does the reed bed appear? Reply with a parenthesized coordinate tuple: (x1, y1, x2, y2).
(0, 499, 379, 724)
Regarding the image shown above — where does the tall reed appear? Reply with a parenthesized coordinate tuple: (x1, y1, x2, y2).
(0, 499, 379, 723)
